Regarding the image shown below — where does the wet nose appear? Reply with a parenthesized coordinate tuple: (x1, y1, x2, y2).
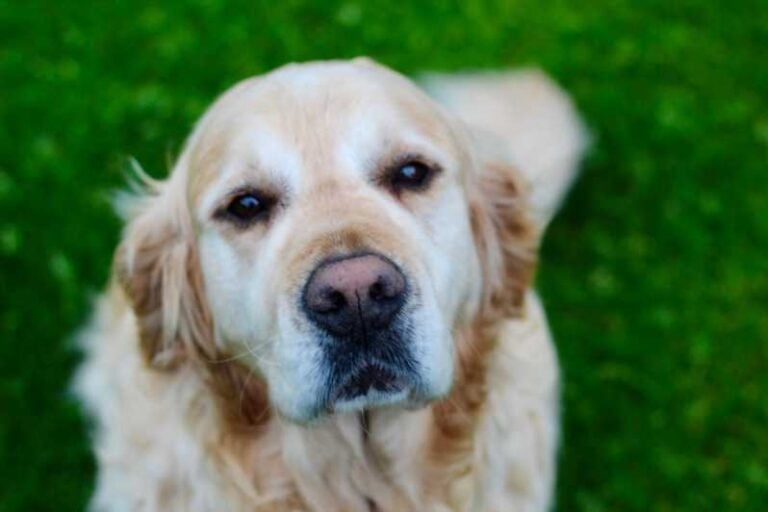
(303, 253, 407, 337)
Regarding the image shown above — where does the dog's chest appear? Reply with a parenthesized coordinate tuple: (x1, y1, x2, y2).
(275, 410, 445, 512)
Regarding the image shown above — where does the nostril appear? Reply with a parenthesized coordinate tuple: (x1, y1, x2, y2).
(368, 275, 404, 303)
(369, 279, 385, 301)
(325, 289, 347, 312)
(308, 287, 347, 314)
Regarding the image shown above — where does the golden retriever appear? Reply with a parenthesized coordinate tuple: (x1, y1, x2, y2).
(75, 57, 586, 511)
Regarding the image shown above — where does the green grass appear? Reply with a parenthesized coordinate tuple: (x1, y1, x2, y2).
(1, 0, 767, 510)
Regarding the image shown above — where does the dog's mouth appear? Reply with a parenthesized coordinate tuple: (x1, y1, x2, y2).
(328, 363, 412, 412)
(338, 365, 403, 399)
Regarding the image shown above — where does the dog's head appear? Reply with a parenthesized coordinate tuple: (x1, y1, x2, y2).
(117, 59, 538, 424)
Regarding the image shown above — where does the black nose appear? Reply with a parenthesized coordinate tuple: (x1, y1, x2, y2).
(303, 253, 407, 337)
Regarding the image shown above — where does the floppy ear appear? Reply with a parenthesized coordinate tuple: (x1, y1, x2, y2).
(114, 179, 214, 370)
(469, 159, 539, 322)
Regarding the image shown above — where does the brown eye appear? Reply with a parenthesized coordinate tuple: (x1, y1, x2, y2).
(390, 161, 433, 191)
(223, 192, 272, 224)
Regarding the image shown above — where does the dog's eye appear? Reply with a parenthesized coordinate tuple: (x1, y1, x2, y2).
(390, 161, 434, 192)
(223, 192, 272, 224)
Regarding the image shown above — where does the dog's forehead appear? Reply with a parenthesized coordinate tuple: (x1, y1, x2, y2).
(188, 61, 455, 200)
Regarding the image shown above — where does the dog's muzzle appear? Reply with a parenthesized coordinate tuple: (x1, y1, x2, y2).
(302, 252, 418, 408)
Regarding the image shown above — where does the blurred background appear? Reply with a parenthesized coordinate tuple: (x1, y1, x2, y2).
(1, 0, 767, 510)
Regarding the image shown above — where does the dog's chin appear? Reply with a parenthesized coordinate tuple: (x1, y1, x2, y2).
(331, 387, 412, 414)
(277, 385, 441, 426)
(276, 365, 442, 425)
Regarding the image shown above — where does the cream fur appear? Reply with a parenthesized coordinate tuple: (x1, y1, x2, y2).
(74, 58, 586, 512)
(421, 69, 589, 228)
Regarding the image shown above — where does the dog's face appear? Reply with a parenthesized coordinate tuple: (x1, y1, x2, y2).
(119, 59, 537, 424)
(192, 61, 481, 422)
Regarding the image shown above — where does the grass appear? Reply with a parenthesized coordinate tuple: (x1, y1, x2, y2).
(1, 0, 767, 510)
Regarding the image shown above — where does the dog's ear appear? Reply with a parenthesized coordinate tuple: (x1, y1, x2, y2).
(469, 159, 539, 322)
(114, 180, 214, 370)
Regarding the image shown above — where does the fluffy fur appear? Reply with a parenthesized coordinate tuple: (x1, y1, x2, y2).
(74, 58, 586, 511)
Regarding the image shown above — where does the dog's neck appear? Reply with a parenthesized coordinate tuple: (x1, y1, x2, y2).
(208, 323, 497, 511)
(281, 407, 433, 510)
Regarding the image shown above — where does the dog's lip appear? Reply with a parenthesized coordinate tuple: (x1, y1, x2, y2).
(330, 364, 409, 404)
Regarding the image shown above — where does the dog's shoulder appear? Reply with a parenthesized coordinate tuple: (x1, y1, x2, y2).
(472, 291, 560, 511)
(73, 286, 262, 511)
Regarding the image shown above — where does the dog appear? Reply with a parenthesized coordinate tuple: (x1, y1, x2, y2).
(75, 57, 587, 511)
